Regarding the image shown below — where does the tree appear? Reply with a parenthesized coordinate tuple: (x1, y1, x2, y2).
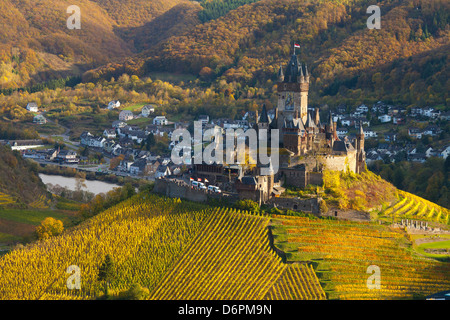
(98, 254, 115, 297)
(35, 217, 64, 240)
(118, 284, 150, 300)
(235, 199, 260, 213)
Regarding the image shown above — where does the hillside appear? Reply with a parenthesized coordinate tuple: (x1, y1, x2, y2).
(0, 193, 325, 300)
(0, 145, 50, 208)
(0, 0, 189, 89)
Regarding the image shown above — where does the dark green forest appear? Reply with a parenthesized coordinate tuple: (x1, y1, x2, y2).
(369, 157, 450, 208)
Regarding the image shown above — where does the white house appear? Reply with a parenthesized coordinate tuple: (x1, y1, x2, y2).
(363, 129, 378, 138)
(155, 165, 171, 178)
(112, 120, 127, 129)
(26, 102, 39, 113)
(356, 104, 369, 113)
(119, 110, 134, 121)
(440, 146, 450, 159)
(108, 100, 121, 110)
(336, 128, 348, 139)
(378, 114, 392, 123)
(33, 114, 47, 124)
(153, 116, 168, 126)
(103, 129, 117, 139)
(141, 105, 155, 117)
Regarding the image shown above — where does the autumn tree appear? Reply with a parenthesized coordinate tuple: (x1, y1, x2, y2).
(35, 217, 64, 240)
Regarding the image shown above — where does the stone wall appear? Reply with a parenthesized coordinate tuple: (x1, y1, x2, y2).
(268, 197, 322, 215)
(153, 178, 238, 203)
(153, 179, 208, 202)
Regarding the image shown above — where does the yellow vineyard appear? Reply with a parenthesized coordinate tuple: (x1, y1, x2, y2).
(0, 193, 324, 300)
(264, 263, 326, 300)
(0, 192, 14, 206)
(150, 208, 325, 300)
(381, 190, 449, 225)
(272, 215, 450, 300)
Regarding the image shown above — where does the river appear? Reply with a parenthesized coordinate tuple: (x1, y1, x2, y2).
(39, 173, 122, 195)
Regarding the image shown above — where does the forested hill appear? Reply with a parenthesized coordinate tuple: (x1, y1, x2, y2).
(0, 0, 191, 89)
(137, 0, 449, 106)
(0, 146, 50, 208)
(1, 0, 449, 107)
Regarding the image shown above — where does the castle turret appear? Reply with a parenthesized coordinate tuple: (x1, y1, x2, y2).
(356, 121, 366, 173)
(277, 64, 284, 82)
(314, 107, 320, 126)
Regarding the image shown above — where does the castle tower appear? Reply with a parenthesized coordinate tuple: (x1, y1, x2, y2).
(276, 52, 310, 130)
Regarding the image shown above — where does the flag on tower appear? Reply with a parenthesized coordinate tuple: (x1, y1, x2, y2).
(294, 43, 301, 49)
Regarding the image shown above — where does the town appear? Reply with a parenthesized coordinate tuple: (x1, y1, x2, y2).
(1, 53, 448, 213)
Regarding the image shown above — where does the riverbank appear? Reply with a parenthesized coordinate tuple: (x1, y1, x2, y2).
(38, 163, 149, 189)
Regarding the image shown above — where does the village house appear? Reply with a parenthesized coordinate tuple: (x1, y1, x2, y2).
(119, 110, 134, 121)
(422, 125, 441, 137)
(33, 114, 47, 124)
(141, 105, 155, 117)
(112, 120, 127, 129)
(103, 129, 117, 139)
(153, 116, 168, 126)
(408, 128, 422, 139)
(155, 165, 171, 179)
(439, 146, 450, 159)
(107, 100, 121, 110)
(129, 159, 149, 175)
(55, 150, 79, 164)
(378, 114, 392, 123)
(26, 102, 39, 112)
(392, 115, 405, 125)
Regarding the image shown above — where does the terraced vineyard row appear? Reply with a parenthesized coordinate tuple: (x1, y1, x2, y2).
(271, 215, 450, 300)
(381, 191, 449, 225)
(150, 209, 325, 300)
(264, 263, 326, 300)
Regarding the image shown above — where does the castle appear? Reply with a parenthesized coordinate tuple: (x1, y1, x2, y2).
(194, 51, 366, 204)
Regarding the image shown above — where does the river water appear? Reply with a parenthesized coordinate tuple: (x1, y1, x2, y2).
(39, 173, 122, 195)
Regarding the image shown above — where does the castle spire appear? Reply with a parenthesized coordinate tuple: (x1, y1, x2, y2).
(278, 64, 284, 82)
(259, 104, 269, 123)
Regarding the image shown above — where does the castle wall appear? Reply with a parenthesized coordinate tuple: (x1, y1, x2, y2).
(322, 151, 357, 172)
(269, 197, 322, 215)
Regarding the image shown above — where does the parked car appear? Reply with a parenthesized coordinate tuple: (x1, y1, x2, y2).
(191, 181, 207, 190)
(208, 185, 222, 193)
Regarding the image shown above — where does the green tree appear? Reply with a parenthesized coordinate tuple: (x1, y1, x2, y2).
(98, 254, 115, 297)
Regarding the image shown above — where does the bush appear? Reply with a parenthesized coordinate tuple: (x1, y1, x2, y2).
(117, 284, 150, 300)
(234, 199, 260, 213)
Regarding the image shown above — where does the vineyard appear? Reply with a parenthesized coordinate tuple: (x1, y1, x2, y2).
(0, 193, 325, 300)
(0, 192, 14, 206)
(150, 208, 325, 300)
(0, 194, 211, 299)
(271, 215, 450, 300)
(380, 190, 449, 225)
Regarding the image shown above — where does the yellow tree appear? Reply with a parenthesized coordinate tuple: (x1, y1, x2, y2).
(35, 217, 64, 240)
